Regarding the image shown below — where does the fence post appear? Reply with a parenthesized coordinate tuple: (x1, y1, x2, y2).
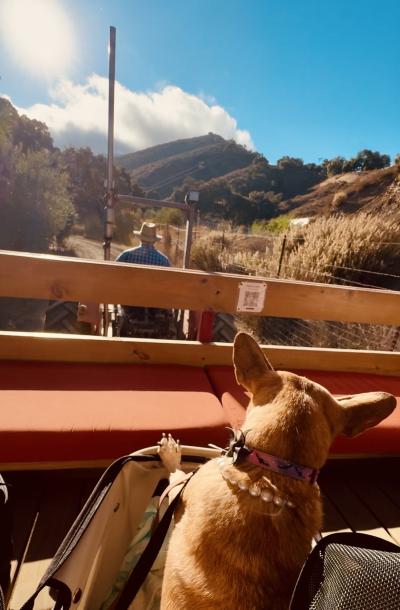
(276, 234, 287, 277)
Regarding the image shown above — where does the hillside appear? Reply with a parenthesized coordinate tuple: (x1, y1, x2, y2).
(284, 166, 400, 217)
(116, 133, 257, 198)
(117, 133, 226, 171)
(191, 157, 325, 200)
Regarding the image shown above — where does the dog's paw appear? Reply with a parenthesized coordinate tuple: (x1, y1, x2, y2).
(157, 433, 182, 473)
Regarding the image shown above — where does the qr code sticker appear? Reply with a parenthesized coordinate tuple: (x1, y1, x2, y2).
(237, 282, 266, 313)
(243, 290, 259, 309)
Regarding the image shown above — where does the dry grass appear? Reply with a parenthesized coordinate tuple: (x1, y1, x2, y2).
(332, 190, 348, 209)
(190, 213, 400, 289)
(189, 213, 400, 351)
(191, 242, 222, 271)
(283, 212, 400, 286)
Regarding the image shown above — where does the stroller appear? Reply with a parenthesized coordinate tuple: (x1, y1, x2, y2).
(20, 445, 217, 610)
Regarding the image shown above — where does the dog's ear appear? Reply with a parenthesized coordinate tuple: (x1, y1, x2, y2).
(233, 332, 274, 392)
(337, 392, 396, 437)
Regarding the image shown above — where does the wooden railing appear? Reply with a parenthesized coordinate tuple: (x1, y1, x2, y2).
(0, 250, 399, 374)
(0, 250, 399, 324)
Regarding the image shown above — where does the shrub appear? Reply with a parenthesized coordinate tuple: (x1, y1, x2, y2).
(251, 219, 269, 234)
(332, 190, 347, 208)
(267, 215, 291, 233)
(252, 215, 291, 235)
(190, 242, 222, 272)
(154, 207, 184, 226)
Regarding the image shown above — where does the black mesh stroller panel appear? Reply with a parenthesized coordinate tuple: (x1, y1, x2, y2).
(309, 543, 400, 610)
(290, 533, 400, 610)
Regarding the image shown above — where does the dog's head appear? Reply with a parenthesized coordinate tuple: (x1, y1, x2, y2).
(233, 332, 396, 468)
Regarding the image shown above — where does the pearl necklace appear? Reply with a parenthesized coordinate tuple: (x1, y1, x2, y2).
(218, 456, 295, 509)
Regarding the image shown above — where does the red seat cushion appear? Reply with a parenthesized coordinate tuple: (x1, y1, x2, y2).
(0, 362, 229, 463)
(206, 366, 400, 456)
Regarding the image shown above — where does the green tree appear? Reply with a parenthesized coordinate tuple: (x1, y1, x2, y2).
(350, 149, 390, 171)
(324, 156, 346, 176)
(277, 156, 304, 169)
(0, 149, 74, 252)
(13, 115, 53, 152)
(0, 97, 74, 252)
(0, 97, 53, 152)
(59, 147, 144, 240)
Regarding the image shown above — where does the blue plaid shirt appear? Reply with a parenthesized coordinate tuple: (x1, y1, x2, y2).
(116, 244, 171, 267)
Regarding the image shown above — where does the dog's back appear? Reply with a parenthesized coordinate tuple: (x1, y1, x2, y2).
(162, 458, 321, 610)
(161, 333, 396, 609)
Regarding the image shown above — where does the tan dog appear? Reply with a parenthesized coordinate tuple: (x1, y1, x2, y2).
(160, 333, 396, 610)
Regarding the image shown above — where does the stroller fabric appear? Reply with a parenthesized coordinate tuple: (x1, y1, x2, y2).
(19, 446, 215, 610)
(290, 532, 400, 610)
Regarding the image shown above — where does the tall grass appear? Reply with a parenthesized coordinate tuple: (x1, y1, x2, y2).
(189, 212, 400, 350)
(191, 213, 400, 286)
(283, 213, 400, 286)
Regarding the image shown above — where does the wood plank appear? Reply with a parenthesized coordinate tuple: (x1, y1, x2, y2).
(7, 470, 101, 609)
(1, 331, 400, 376)
(319, 468, 394, 542)
(26, 477, 86, 561)
(379, 481, 400, 509)
(9, 559, 53, 610)
(321, 493, 352, 535)
(349, 477, 400, 545)
(6, 473, 43, 563)
(374, 461, 400, 513)
(0, 250, 399, 325)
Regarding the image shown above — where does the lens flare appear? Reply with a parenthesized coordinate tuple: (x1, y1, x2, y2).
(0, 0, 74, 78)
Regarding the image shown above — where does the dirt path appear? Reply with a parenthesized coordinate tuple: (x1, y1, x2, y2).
(66, 235, 129, 260)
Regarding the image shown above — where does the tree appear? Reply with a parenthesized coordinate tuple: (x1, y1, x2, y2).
(0, 149, 74, 252)
(13, 115, 53, 152)
(351, 149, 390, 171)
(0, 98, 53, 152)
(59, 147, 144, 239)
(277, 156, 304, 169)
(0, 98, 74, 253)
(324, 156, 346, 176)
(251, 153, 269, 165)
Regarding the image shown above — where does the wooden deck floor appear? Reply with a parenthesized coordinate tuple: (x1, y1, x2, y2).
(320, 458, 400, 544)
(4, 458, 400, 609)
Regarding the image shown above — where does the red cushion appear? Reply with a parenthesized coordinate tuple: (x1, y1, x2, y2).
(206, 366, 400, 456)
(0, 362, 229, 463)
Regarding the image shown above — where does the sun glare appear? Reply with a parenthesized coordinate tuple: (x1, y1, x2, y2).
(0, 0, 74, 78)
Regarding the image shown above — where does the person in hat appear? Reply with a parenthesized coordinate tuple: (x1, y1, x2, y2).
(115, 223, 173, 338)
(116, 222, 171, 267)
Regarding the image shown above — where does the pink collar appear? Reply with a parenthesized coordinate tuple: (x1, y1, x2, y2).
(225, 430, 319, 485)
(244, 447, 319, 485)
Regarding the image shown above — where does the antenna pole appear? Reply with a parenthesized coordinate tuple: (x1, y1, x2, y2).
(102, 26, 116, 336)
(104, 25, 116, 262)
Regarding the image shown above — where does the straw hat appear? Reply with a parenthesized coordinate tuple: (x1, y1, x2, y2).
(133, 222, 161, 243)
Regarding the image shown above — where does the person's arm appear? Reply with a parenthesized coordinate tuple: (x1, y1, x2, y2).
(159, 252, 171, 267)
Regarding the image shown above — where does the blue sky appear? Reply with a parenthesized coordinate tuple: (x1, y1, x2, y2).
(1, 0, 400, 163)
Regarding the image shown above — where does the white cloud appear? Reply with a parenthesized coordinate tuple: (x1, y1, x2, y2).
(10, 75, 254, 154)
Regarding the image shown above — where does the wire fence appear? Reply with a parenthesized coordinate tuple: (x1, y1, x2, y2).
(185, 224, 400, 352)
